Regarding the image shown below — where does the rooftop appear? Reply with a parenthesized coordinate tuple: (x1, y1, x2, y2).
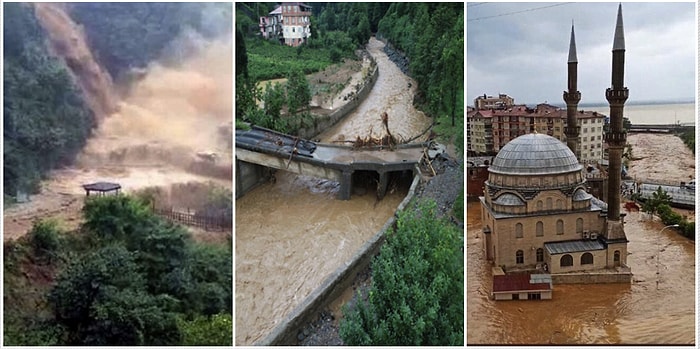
(544, 239, 605, 255)
(493, 273, 552, 293)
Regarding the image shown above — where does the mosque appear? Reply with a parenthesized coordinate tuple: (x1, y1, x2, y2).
(481, 5, 632, 286)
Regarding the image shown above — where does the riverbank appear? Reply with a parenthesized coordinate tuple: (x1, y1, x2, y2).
(299, 150, 464, 346)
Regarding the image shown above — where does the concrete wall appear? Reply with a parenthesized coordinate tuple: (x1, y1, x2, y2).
(493, 290, 552, 301)
(551, 272, 632, 284)
(235, 159, 271, 199)
(297, 55, 379, 140)
(256, 168, 421, 346)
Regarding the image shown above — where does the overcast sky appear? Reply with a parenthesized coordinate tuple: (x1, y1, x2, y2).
(467, 2, 696, 106)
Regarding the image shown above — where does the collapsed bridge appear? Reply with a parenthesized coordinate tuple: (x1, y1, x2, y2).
(236, 126, 427, 200)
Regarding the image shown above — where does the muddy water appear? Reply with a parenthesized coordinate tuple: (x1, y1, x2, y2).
(235, 36, 430, 345)
(5, 5, 232, 241)
(626, 133, 695, 184)
(318, 37, 430, 143)
(33, 3, 117, 120)
(467, 201, 695, 345)
(235, 172, 407, 345)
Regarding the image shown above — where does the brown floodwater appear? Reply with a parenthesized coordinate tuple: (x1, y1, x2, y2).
(466, 201, 696, 345)
(235, 36, 430, 345)
(318, 37, 430, 144)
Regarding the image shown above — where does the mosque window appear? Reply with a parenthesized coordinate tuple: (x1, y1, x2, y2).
(515, 223, 523, 238)
(536, 248, 544, 262)
(536, 221, 544, 237)
(576, 218, 583, 233)
(614, 250, 621, 266)
(556, 219, 564, 235)
(516, 250, 524, 264)
(581, 252, 594, 265)
(561, 254, 573, 267)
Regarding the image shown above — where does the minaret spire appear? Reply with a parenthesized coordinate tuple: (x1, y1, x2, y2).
(568, 21, 578, 63)
(564, 20, 581, 158)
(605, 2, 629, 224)
(613, 3, 625, 51)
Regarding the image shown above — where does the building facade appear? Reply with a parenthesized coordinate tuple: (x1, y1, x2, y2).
(479, 134, 629, 275)
(474, 93, 515, 110)
(467, 105, 605, 162)
(259, 2, 312, 47)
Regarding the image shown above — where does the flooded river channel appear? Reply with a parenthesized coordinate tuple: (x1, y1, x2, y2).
(466, 202, 696, 345)
(235, 37, 431, 345)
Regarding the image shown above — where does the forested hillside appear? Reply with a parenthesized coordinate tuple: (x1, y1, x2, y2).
(3, 3, 95, 198)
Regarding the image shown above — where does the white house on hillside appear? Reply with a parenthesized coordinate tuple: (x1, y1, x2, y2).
(259, 2, 312, 47)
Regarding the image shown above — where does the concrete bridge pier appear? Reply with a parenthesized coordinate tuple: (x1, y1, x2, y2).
(377, 171, 389, 200)
(339, 170, 353, 200)
(236, 159, 272, 199)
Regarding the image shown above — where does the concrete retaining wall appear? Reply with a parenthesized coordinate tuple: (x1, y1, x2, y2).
(297, 55, 379, 140)
(551, 272, 632, 284)
(255, 167, 421, 346)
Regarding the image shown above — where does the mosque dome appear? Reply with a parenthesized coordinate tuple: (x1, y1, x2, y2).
(489, 133, 582, 176)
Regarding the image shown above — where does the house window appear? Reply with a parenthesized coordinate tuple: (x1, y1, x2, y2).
(560, 254, 573, 267)
(528, 293, 542, 300)
(536, 248, 544, 263)
(581, 252, 594, 265)
(516, 250, 524, 264)
(515, 223, 523, 238)
(536, 221, 544, 237)
(556, 219, 564, 235)
(576, 218, 583, 234)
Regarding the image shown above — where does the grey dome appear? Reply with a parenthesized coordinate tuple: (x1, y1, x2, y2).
(490, 133, 582, 175)
(494, 193, 525, 206)
(573, 188, 592, 201)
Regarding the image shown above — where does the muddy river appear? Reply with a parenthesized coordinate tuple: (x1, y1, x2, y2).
(467, 202, 695, 345)
(235, 37, 431, 345)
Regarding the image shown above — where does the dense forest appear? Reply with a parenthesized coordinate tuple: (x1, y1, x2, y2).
(235, 2, 464, 150)
(3, 3, 95, 198)
(4, 195, 232, 345)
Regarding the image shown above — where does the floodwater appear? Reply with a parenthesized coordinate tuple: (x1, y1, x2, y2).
(467, 132, 697, 345)
(318, 37, 431, 143)
(235, 37, 430, 345)
(5, 4, 232, 241)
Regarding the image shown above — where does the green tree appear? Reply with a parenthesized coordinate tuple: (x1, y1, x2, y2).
(642, 186, 672, 218)
(286, 68, 311, 115)
(340, 200, 463, 346)
(178, 314, 233, 345)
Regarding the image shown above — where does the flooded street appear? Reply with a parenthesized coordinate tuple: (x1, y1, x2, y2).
(467, 202, 695, 344)
(235, 37, 430, 345)
(467, 132, 696, 345)
(318, 37, 430, 143)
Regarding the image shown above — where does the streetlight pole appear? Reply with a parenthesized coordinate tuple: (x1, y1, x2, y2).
(656, 224, 679, 290)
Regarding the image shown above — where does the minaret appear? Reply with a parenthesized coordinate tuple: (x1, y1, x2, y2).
(605, 4, 629, 223)
(564, 22, 581, 158)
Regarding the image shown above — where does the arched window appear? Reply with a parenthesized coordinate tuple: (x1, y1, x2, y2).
(556, 199, 563, 210)
(536, 221, 544, 237)
(581, 252, 594, 265)
(560, 254, 573, 267)
(556, 219, 564, 235)
(536, 248, 544, 263)
(614, 250, 621, 266)
(537, 200, 543, 210)
(576, 218, 584, 234)
(516, 250, 524, 264)
(515, 223, 523, 238)
(546, 198, 553, 210)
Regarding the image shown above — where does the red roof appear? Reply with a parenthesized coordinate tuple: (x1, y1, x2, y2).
(493, 274, 551, 293)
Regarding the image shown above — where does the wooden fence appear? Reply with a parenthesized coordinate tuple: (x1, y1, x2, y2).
(153, 208, 231, 232)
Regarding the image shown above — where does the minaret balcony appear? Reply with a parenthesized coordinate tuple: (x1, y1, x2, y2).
(604, 131, 627, 145)
(605, 88, 629, 103)
(563, 91, 581, 103)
